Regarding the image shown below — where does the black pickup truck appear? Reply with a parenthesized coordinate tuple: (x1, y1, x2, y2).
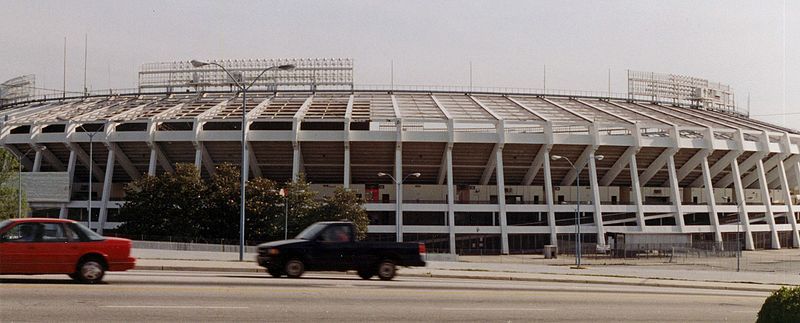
(256, 221, 426, 280)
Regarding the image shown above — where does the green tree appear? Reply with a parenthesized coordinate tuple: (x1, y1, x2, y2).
(200, 163, 242, 240)
(757, 286, 800, 323)
(245, 176, 283, 242)
(315, 187, 369, 239)
(116, 164, 206, 239)
(283, 174, 320, 238)
(0, 148, 26, 220)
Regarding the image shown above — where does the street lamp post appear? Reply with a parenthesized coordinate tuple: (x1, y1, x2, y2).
(190, 60, 295, 261)
(15, 146, 46, 218)
(551, 154, 603, 269)
(58, 117, 104, 231)
(378, 172, 421, 242)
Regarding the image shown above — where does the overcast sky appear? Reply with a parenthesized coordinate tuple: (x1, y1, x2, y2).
(1, 0, 796, 128)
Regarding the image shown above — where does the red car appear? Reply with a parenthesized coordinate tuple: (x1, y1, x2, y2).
(0, 218, 136, 283)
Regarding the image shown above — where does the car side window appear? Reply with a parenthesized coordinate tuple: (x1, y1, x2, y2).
(319, 225, 351, 243)
(63, 224, 81, 242)
(41, 223, 68, 242)
(1, 223, 41, 242)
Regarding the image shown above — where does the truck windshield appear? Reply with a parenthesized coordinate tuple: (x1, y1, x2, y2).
(295, 223, 326, 240)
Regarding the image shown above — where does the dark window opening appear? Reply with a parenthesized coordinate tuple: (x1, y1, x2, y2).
(350, 122, 370, 130)
(203, 122, 241, 131)
(157, 122, 193, 131)
(42, 124, 66, 133)
(300, 122, 344, 131)
(10, 125, 31, 134)
(250, 121, 292, 130)
(116, 123, 147, 132)
(75, 123, 105, 132)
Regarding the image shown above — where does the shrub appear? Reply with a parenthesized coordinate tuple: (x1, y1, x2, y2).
(757, 286, 800, 323)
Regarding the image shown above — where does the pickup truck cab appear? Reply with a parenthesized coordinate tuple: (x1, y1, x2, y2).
(257, 221, 426, 280)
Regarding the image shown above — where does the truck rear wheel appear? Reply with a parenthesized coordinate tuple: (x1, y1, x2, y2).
(377, 260, 396, 281)
(285, 259, 305, 278)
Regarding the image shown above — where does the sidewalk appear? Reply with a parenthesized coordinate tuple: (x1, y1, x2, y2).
(131, 248, 799, 292)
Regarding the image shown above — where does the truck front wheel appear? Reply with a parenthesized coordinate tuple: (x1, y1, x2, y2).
(285, 259, 305, 278)
(377, 260, 396, 281)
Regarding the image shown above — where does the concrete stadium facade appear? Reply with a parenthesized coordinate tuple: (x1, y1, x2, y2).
(2, 89, 800, 254)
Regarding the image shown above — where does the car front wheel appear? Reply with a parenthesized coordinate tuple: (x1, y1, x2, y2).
(377, 260, 396, 281)
(285, 259, 305, 278)
(75, 259, 105, 284)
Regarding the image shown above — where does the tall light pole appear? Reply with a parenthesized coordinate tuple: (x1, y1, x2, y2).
(58, 117, 105, 231)
(15, 146, 46, 218)
(551, 154, 603, 269)
(378, 172, 421, 242)
(190, 60, 295, 261)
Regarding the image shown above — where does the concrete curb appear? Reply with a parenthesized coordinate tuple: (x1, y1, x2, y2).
(131, 265, 784, 292)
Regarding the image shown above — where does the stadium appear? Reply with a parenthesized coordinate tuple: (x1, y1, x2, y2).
(2, 58, 799, 255)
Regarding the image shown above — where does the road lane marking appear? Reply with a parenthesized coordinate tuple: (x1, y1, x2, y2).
(442, 308, 554, 311)
(101, 306, 249, 309)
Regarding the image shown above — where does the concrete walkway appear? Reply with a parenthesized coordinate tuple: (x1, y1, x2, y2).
(131, 248, 798, 292)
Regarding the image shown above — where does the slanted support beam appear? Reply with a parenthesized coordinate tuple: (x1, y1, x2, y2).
(394, 136, 403, 242)
(107, 142, 141, 180)
(731, 158, 755, 250)
(59, 150, 77, 219)
(599, 146, 637, 186)
(38, 145, 66, 171)
(588, 153, 605, 246)
(629, 153, 646, 229)
(776, 159, 800, 247)
(756, 158, 781, 249)
(667, 155, 686, 231)
(246, 142, 261, 178)
(522, 144, 550, 186)
(148, 147, 157, 176)
(495, 145, 509, 254)
(149, 142, 174, 174)
(716, 153, 765, 188)
(479, 143, 500, 185)
(670, 149, 711, 186)
(701, 156, 723, 244)
(97, 148, 115, 235)
(639, 148, 675, 186)
(31, 148, 43, 172)
(446, 144, 456, 254)
(561, 146, 593, 186)
(543, 147, 557, 245)
(690, 150, 740, 187)
(740, 154, 785, 189)
(68, 143, 105, 182)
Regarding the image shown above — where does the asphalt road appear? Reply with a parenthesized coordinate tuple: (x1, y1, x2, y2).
(1, 270, 766, 322)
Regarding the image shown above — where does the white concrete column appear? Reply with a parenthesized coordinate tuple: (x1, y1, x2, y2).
(629, 153, 646, 230)
(59, 150, 77, 219)
(194, 145, 202, 169)
(756, 159, 781, 249)
(731, 158, 755, 250)
(701, 156, 723, 243)
(98, 148, 115, 235)
(32, 149, 43, 172)
(148, 147, 157, 176)
(394, 141, 403, 242)
(776, 159, 800, 247)
(343, 143, 351, 189)
(446, 145, 456, 254)
(543, 149, 557, 245)
(292, 143, 301, 182)
(496, 146, 509, 254)
(667, 155, 686, 231)
(588, 153, 605, 246)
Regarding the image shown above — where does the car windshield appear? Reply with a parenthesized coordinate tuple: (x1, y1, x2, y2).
(295, 223, 326, 240)
(0, 220, 11, 231)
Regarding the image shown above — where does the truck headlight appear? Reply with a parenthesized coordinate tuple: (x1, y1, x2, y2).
(267, 248, 280, 256)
